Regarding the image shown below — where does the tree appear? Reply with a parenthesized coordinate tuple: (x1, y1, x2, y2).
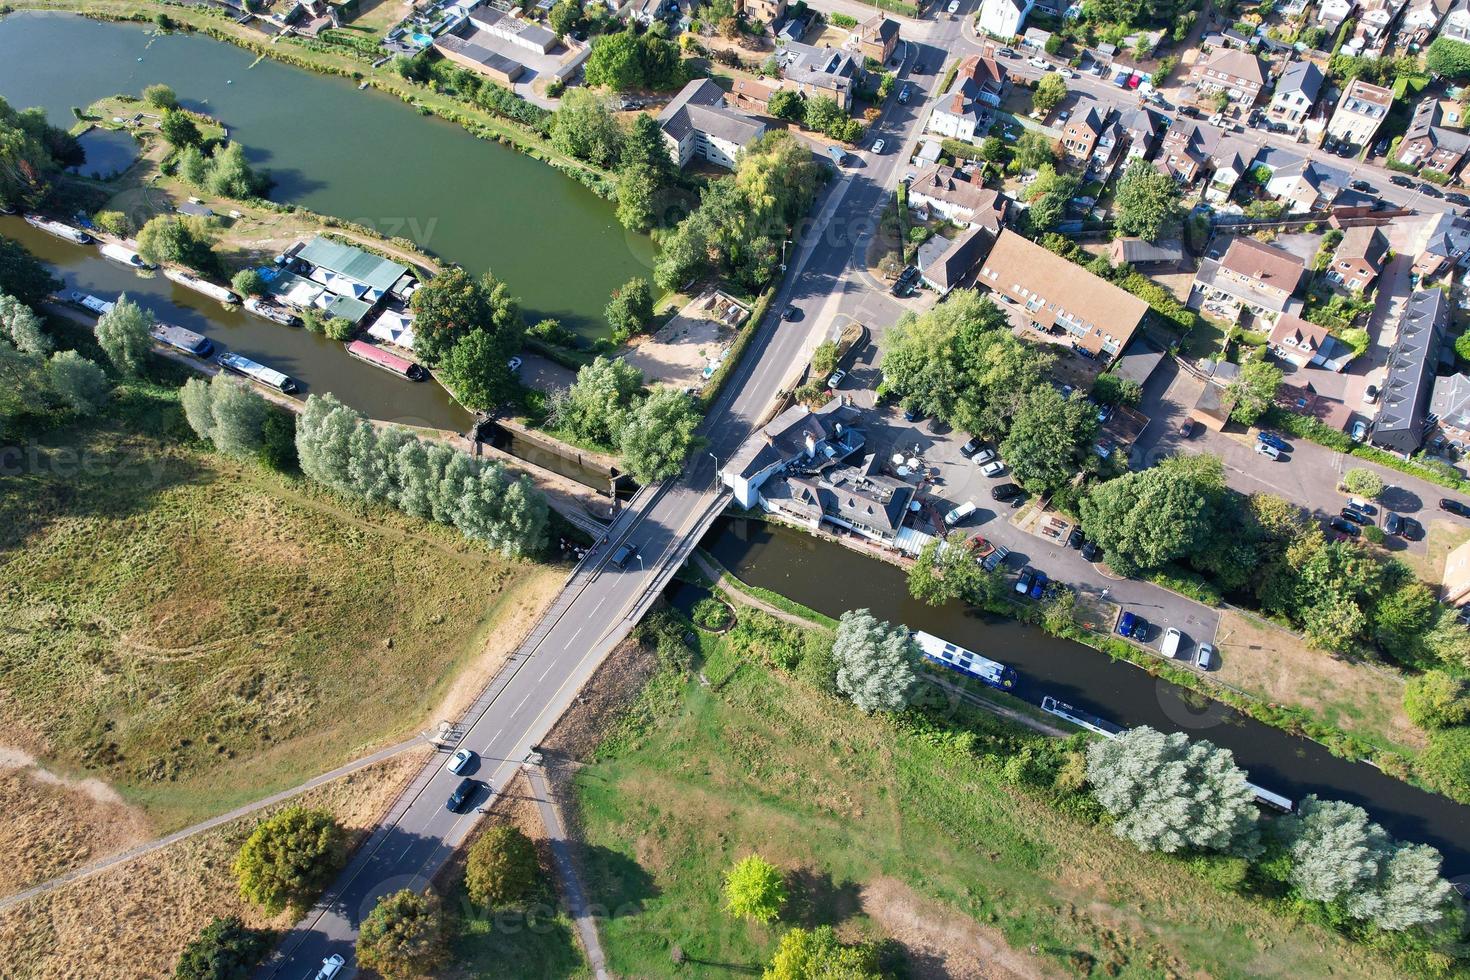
(1372, 580, 1436, 658)
(547, 0, 581, 36)
(1404, 670, 1470, 729)
(1001, 386, 1096, 495)
(584, 32, 687, 91)
(1021, 163, 1082, 231)
(0, 236, 61, 308)
(231, 268, 266, 298)
(48, 350, 109, 415)
(618, 385, 701, 482)
(95, 294, 153, 376)
(1419, 726, 1470, 800)
(830, 608, 918, 713)
(0, 97, 78, 210)
(1032, 72, 1068, 116)
(159, 107, 202, 148)
(410, 266, 523, 364)
(204, 142, 267, 198)
(1427, 37, 1470, 79)
(0, 292, 51, 356)
(1112, 159, 1183, 242)
(465, 826, 539, 907)
(764, 926, 881, 980)
(1013, 130, 1057, 171)
(552, 355, 644, 446)
(723, 854, 786, 923)
(143, 83, 178, 110)
(137, 214, 218, 273)
(605, 276, 656, 342)
(179, 373, 270, 458)
(1226, 360, 1283, 426)
(1087, 727, 1260, 856)
(93, 210, 132, 237)
(768, 89, 805, 121)
(435, 328, 514, 409)
(1090, 373, 1142, 407)
(908, 533, 1005, 607)
(616, 163, 660, 234)
(1079, 454, 1224, 576)
(174, 916, 266, 980)
(232, 807, 345, 914)
(1340, 467, 1384, 498)
(356, 889, 446, 980)
(551, 89, 625, 168)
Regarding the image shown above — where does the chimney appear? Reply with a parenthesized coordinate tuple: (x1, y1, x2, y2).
(804, 432, 817, 457)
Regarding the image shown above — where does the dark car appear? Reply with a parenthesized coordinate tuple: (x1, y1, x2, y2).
(1449, 192, 1470, 207)
(1117, 611, 1139, 637)
(611, 543, 635, 569)
(1401, 516, 1424, 540)
(782, 305, 801, 321)
(1350, 179, 1373, 192)
(1339, 507, 1371, 525)
(1015, 567, 1036, 595)
(1178, 418, 1196, 438)
(991, 482, 1023, 501)
(1257, 431, 1290, 452)
(1179, 105, 1200, 118)
(1443, 498, 1470, 517)
(1067, 526, 1085, 549)
(959, 437, 983, 459)
(903, 406, 923, 423)
(1081, 540, 1101, 562)
(446, 777, 477, 813)
(1390, 174, 1416, 188)
(1421, 182, 1445, 198)
(1328, 516, 1362, 537)
(1386, 512, 1402, 535)
(1028, 570, 1049, 600)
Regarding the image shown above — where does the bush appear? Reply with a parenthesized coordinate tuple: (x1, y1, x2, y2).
(724, 854, 786, 923)
(1362, 524, 1386, 545)
(232, 807, 345, 914)
(174, 916, 266, 980)
(1417, 727, 1470, 800)
(692, 596, 734, 631)
(464, 826, 539, 908)
(1404, 671, 1470, 730)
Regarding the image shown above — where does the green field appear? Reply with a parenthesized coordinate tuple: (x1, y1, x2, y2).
(568, 609, 1413, 979)
(0, 382, 558, 832)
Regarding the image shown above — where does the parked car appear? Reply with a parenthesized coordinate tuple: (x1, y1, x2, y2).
(1363, 383, 1379, 405)
(1449, 192, 1470, 207)
(1178, 418, 1196, 438)
(959, 437, 983, 459)
(1197, 643, 1215, 670)
(1328, 516, 1361, 537)
(1081, 540, 1101, 562)
(1118, 611, 1149, 640)
(1028, 570, 1049, 600)
(1179, 105, 1200, 118)
(1067, 526, 1085, 549)
(998, 47, 1016, 58)
(1351, 419, 1369, 442)
(945, 501, 977, 526)
(1347, 496, 1377, 515)
(1059, 67, 1075, 78)
(974, 447, 996, 465)
(1386, 512, 1403, 535)
(1401, 516, 1424, 539)
(1028, 56, 1048, 69)
(445, 748, 475, 774)
(981, 544, 1011, 571)
(980, 459, 1005, 477)
(1350, 179, 1373, 192)
(1096, 403, 1114, 423)
(1441, 498, 1470, 517)
(446, 777, 478, 812)
(903, 406, 923, 422)
(1390, 174, 1416, 188)
(1015, 567, 1036, 594)
(1339, 507, 1371, 525)
(313, 955, 347, 980)
(872, 138, 887, 154)
(1161, 627, 1183, 658)
(991, 482, 1023, 501)
(1421, 182, 1445, 198)
(1257, 431, 1289, 452)
(1255, 441, 1281, 459)
(827, 369, 847, 389)
(782, 304, 801, 321)
(947, 0, 960, 11)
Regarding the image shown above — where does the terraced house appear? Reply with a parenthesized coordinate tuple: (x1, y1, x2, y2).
(1188, 49, 1266, 111)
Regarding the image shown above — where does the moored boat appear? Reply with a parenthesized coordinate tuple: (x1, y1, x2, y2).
(149, 322, 214, 358)
(164, 268, 239, 304)
(345, 339, 427, 381)
(243, 296, 302, 327)
(25, 214, 92, 245)
(99, 241, 155, 270)
(217, 351, 297, 393)
(66, 290, 114, 317)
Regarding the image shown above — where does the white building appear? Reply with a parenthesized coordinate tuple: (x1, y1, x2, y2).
(1326, 78, 1393, 150)
(978, 0, 1033, 39)
(657, 79, 767, 170)
(1267, 60, 1323, 134)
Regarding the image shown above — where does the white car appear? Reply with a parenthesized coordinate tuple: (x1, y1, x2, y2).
(947, 0, 960, 11)
(827, 369, 847, 389)
(314, 955, 346, 980)
(872, 138, 886, 154)
(1028, 56, 1049, 70)
(1059, 67, 1074, 78)
(446, 748, 475, 774)
(980, 459, 1005, 477)
(974, 448, 996, 465)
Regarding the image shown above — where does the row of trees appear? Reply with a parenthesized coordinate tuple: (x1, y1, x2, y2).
(550, 94, 679, 233)
(766, 90, 865, 144)
(549, 355, 702, 482)
(295, 394, 549, 557)
(654, 130, 823, 292)
(0, 291, 112, 435)
(180, 372, 297, 471)
(880, 290, 1101, 497)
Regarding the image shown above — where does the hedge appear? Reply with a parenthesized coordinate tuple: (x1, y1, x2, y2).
(1264, 408, 1470, 493)
(700, 287, 775, 412)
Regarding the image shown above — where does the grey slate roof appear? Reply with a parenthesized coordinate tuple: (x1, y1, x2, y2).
(658, 79, 766, 147)
(1375, 288, 1449, 453)
(1277, 59, 1324, 101)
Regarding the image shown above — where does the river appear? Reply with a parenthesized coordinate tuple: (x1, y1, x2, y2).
(703, 517, 1470, 875)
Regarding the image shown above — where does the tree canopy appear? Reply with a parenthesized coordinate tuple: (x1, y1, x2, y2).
(1079, 454, 1225, 576)
(763, 926, 881, 980)
(1427, 37, 1470, 79)
(724, 854, 787, 923)
(95, 293, 154, 377)
(1226, 359, 1282, 426)
(0, 96, 81, 211)
(232, 807, 345, 914)
(553, 355, 644, 447)
(618, 385, 702, 483)
(410, 266, 523, 365)
(908, 532, 1006, 608)
(465, 825, 539, 908)
(1032, 72, 1068, 116)
(173, 916, 266, 980)
(1112, 159, 1183, 242)
(551, 88, 625, 168)
(1001, 384, 1097, 495)
(605, 276, 656, 342)
(137, 214, 219, 274)
(831, 608, 918, 713)
(356, 889, 446, 980)
(0, 236, 62, 308)
(584, 31, 688, 91)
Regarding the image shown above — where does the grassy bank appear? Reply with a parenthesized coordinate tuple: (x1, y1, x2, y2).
(570, 608, 1418, 978)
(0, 380, 561, 832)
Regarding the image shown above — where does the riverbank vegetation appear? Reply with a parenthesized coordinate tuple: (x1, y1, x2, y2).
(0, 92, 83, 212)
(571, 603, 1459, 977)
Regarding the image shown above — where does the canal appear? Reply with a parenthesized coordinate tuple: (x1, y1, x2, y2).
(0, 10, 655, 340)
(703, 517, 1470, 875)
(2, 214, 472, 430)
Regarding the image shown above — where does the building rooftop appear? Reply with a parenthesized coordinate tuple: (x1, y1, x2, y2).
(1218, 237, 1307, 292)
(658, 79, 766, 147)
(1377, 288, 1448, 442)
(1337, 78, 1393, 118)
(296, 236, 411, 294)
(1196, 48, 1266, 86)
(979, 229, 1149, 342)
(1277, 59, 1324, 101)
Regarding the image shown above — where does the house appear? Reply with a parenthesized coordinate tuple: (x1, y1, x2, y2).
(1189, 49, 1267, 111)
(1318, 0, 1356, 30)
(1265, 159, 1338, 213)
(729, 76, 778, 114)
(442, 3, 555, 56)
(1428, 371, 1470, 455)
(435, 5, 552, 85)
(917, 226, 996, 295)
(1328, 226, 1388, 291)
(856, 14, 900, 63)
(1155, 118, 1217, 183)
(1108, 237, 1186, 270)
(775, 42, 863, 109)
(1120, 107, 1161, 161)
(1267, 313, 1354, 370)
(1268, 60, 1324, 134)
(1396, 98, 1470, 175)
(721, 399, 866, 508)
(736, 0, 787, 24)
(658, 79, 767, 170)
(1023, 26, 1053, 50)
(1357, 0, 1405, 41)
(976, 229, 1149, 361)
(1445, 0, 1470, 39)
(1398, 0, 1450, 46)
(1441, 535, 1470, 606)
(907, 163, 1010, 229)
(1190, 382, 1237, 431)
(1412, 211, 1470, 272)
(1326, 79, 1393, 150)
(1206, 137, 1258, 203)
(926, 52, 1008, 142)
(1191, 237, 1306, 320)
(1414, 230, 1456, 279)
(1060, 101, 1110, 163)
(762, 454, 918, 546)
(978, 0, 1032, 39)
(269, 236, 416, 332)
(1373, 288, 1449, 454)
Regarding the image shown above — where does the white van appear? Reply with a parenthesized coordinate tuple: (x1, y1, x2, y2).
(1161, 627, 1183, 659)
(1254, 441, 1280, 460)
(944, 501, 977, 527)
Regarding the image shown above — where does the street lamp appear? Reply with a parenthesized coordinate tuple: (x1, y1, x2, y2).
(780, 238, 793, 273)
(709, 451, 721, 489)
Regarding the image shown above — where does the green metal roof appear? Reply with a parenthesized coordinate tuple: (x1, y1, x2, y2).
(296, 236, 409, 293)
(324, 294, 374, 325)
